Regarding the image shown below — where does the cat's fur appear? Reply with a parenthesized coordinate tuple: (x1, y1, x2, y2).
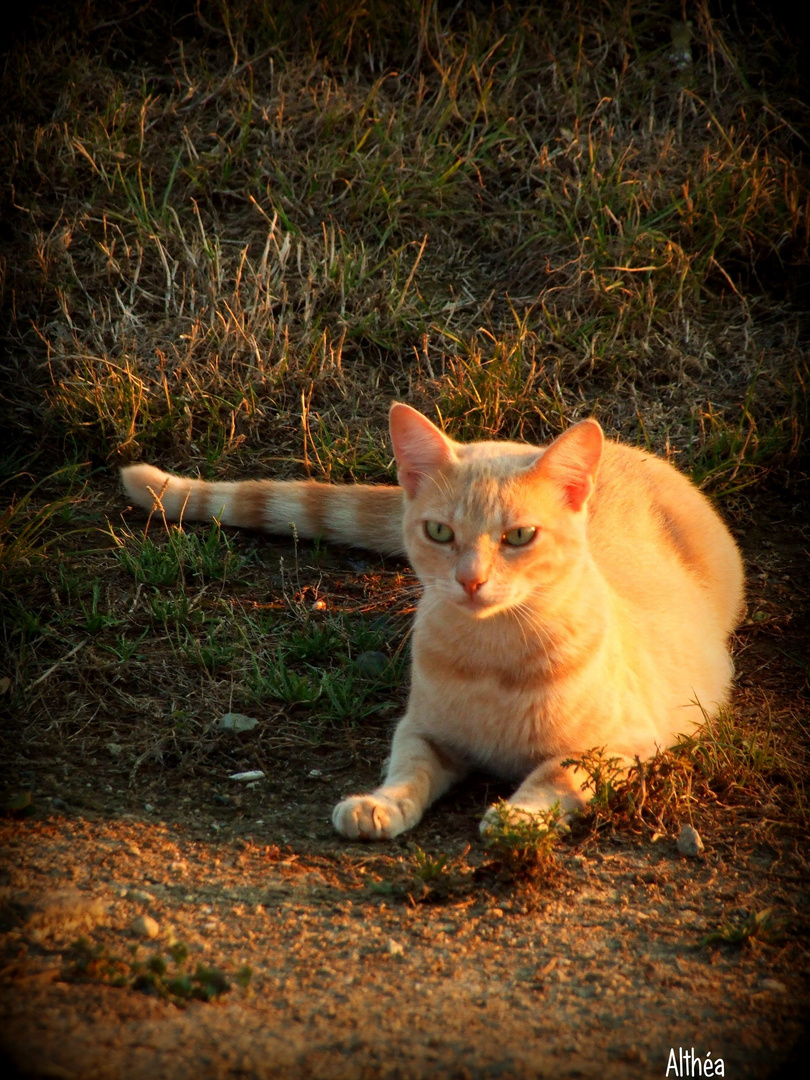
(122, 404, 744, 840)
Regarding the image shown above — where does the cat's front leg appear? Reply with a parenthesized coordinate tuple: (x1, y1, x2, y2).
(480, 757, 591, 834)
(332, 722, 464, 840)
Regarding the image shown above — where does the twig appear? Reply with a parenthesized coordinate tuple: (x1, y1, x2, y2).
(28, 642, 86, 690)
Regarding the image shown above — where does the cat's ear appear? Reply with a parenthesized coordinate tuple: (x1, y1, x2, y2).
(389, 403, 454, 497)
(536, 419, 604, 511)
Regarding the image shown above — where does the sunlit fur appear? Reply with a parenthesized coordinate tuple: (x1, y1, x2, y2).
(122, 403, 745, 841)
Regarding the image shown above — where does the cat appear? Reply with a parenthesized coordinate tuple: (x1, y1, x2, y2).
(122, 403, 745, 840)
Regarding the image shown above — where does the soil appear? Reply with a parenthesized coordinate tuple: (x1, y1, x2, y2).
(2, 487, 809, 1080)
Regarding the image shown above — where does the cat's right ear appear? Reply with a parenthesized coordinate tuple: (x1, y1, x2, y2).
(535, 418, 604, 511)
(389, 403, 455, 497)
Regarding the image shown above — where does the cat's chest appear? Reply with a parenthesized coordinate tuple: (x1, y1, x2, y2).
(409, 622, 559, 774)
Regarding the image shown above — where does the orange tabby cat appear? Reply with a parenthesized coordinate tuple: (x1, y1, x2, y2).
(122, 404, 744, 840)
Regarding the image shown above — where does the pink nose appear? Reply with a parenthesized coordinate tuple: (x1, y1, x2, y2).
(457, 574, 487, 597)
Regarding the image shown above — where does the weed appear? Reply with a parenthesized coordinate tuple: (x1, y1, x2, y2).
(368, 845, 474, 904)
(181, 626, 237, 675)
(481, 801, 566, 882)
(562, 748, 628, 826)
(248, 649, 322, 705)
(700, 908, 781, 950)
(566, 708, 798, 839)
(99, 630, 149, 663)
(75, 581, 119, 636)
(318, 668, 387, 725)
(63, 938, 251, 1004)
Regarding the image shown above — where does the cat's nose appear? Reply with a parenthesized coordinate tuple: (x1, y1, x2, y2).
(456, 572, 487, 596)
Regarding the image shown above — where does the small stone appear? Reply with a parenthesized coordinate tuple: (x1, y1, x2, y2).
(229, 770, 265, 782)
(132, 914, 159, 939)
(106, 743, 125, 756)
(387, 938, 404, 956)
(760, 978, 787, 993)
(356, 651, 389, 678)
(125, 889, 156, 903)
(218, 712, 259, 733)
(677, 824, 705, 857)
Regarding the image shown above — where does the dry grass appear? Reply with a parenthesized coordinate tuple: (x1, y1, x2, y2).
(1, 0, 808, 849)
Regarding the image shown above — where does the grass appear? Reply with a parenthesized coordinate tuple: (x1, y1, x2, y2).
(564, 704, 805, 841)
(0, 0, 807, 855)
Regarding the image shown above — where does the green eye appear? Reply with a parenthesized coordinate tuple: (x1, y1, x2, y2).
(425, 520, 454, 543)
(503, 526, 537, 547)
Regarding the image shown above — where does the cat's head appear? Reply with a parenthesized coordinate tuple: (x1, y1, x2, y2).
(389, 403, 603, 617)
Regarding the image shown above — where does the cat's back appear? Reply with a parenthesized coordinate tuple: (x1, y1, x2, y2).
(588, 440, 744, 635)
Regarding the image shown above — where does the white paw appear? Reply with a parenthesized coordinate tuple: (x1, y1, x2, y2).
(332, 793, 416, 840)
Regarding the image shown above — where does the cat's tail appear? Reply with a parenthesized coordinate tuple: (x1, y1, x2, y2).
(120, 464, 405, 556)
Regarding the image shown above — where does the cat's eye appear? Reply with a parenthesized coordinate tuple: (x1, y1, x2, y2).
(502, 526, 537, 547)
(424, 520, 455, 544)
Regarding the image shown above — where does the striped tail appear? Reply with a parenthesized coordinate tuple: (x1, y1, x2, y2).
(121, 464, 405, 556)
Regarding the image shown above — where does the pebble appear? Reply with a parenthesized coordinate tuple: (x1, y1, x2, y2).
(125, 888, 156, 903)
(387, 939, 404, 956)
(132, 914, 160, 939)
(677, 824, 705, 857)
(229, 770, 265, 782)
(218, 712, 259, 732)
(356, 651, 389, 678)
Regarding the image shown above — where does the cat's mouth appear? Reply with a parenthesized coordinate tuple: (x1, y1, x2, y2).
(455, 589, 502, 617)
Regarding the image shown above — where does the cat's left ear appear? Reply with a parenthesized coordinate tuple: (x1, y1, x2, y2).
(389, 403, 455, 497)
(535, 418, 604, 511)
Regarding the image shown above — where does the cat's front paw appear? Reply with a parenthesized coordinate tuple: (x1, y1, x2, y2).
(332, 793, 416, 840)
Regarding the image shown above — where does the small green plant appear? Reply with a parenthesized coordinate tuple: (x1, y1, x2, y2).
(76, 581, 119, 636)
(64, 938, 252, 1004)
(481, 801, 566, 881)
(181, 626, 237, 674)
(100, 629, 150, 662)
(248, 649, 322, 705)
(562, 748, 628, 825)
(317, 668, 387, 725)
(411, 847, 450, 884)
(286, 621, 342, 664)
(368, 845, 473, 904)
(700, 908, 781, 950)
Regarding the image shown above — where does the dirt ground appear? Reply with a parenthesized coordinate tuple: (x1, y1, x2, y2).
(1, 488, 809, 1080)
